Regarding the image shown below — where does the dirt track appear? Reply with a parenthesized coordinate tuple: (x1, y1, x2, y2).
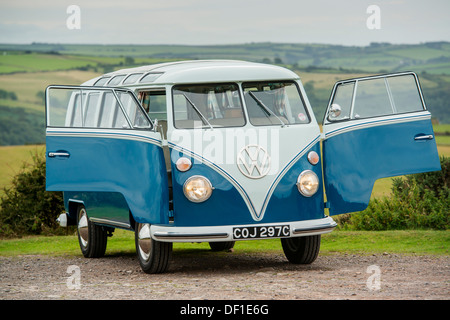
(1, 250, 449, 300)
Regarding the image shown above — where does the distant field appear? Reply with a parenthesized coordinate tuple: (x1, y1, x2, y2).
(0, 52, 171, 75)
(0, 45, 448, 194)
(0, 52, 125, 74)
(0, 65, 447, 123)
(436, 135, 450, 146)
(2, 42, 450, 75)
(0, 141, 447, 198)
(0, 145, 45, 193)
(434, 124, 450, 146)
(0, 70, 101, 106)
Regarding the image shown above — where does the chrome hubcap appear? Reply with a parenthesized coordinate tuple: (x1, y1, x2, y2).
(138, 223, 152, 261)
(78, 208, 89, 248)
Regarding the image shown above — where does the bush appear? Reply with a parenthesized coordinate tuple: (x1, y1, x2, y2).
(0, 152, 65, 237)
(339, 156, 449, 230)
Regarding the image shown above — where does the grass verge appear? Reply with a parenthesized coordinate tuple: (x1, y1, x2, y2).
(0, 229, 448, 257)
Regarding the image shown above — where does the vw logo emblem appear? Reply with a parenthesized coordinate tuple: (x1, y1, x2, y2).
(237, 145, 271, 179)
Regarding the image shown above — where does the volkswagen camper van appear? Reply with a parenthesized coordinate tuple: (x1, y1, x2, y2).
(46, 60, 440, 273)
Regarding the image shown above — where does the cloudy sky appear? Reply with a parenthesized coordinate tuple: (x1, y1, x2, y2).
(0, 0, 449, 46)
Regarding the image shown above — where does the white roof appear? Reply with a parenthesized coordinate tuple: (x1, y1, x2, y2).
(82, 60, 299, 86)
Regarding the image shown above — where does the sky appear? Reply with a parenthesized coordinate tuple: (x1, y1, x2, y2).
(0, 0, 449, 46)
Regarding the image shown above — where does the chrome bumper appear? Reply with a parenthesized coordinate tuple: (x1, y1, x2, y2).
(151, 216, 337, 242)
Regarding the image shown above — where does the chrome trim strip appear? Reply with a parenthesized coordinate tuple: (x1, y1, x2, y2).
(46, 129, 162, 147)
(150, 216, 337, 243)
(89, 217, 131, 229)
(153, 232, 229, 241)
(324, 112, 431, 139)
(293, 225, 336, 235)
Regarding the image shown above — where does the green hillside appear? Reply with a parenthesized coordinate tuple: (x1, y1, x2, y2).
(2, 42, 450, 74)
(0, 42, 449, 146)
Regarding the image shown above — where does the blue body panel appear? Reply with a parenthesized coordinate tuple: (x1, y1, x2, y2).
(263, 142, 324, 222)
(46, 133, 169, 225)
(170, 142, 324, 227)
(323, 118, 441, 215)
(63, 191, 131, 226)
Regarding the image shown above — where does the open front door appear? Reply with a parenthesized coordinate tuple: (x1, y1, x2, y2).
(45, 86, 168, 226)
(322, 72, 441, 215)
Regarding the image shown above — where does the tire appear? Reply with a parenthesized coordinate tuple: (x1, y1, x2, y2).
(209, 241, 235, 252)
(135, 222, 172, 274)
(76, 205, 107, 258)
(281, 235, 321, 264)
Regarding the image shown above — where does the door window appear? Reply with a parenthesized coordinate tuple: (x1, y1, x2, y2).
(46, 86, 152, 130)
(326, 73, 425, 123)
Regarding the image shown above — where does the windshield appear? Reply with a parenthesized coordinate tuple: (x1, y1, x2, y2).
(243, 81, 310, 126)
(173, 83, 245, 129)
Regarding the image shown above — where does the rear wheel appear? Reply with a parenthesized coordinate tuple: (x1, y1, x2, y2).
(77, 205, 108, 258)
(281, 235, 321, 264)
(209, 241, 235, 252)
(135, 222, 172, 274)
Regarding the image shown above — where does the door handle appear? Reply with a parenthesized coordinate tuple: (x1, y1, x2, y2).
(414, 134, 434, 141)
(48, 151, 70, 158)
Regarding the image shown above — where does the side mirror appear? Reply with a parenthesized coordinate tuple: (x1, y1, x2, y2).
(328, 103, 342, 119)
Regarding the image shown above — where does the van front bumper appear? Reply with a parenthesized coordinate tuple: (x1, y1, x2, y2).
(151, 216, 337, 242)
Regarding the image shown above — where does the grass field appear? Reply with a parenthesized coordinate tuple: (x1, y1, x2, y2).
(0, 52, 160, 74)
(0, 229, 448, 256)
(0, 132, 447, 196)
(0, 144, 45, 193)
(0, 70, 101, 106)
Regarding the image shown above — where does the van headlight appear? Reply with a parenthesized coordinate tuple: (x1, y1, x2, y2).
(297, 170, 319, 197)
(183, 176, 213, 203)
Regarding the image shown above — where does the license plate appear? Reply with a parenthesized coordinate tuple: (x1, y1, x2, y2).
(233, 225, 290, 240)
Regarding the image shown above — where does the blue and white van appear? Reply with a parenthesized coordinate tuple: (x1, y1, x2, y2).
(46, 60, 440, 273)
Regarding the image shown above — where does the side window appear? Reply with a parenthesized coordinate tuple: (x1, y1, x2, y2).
(117, 91, 151, 128)
(327, 82, 354, 121)
(353, 78, 392, 119)
(386, 75, 424, 113)
(84, 92, 101, 127)
(98, 92, 130, 129)
(46, 87, 151, 130)
(327, 73, 425, 122)
(137, 90, 167, 120)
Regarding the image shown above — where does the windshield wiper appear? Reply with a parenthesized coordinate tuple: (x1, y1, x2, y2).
(248, 91, 286, 127)
(182, 93, 214, 130)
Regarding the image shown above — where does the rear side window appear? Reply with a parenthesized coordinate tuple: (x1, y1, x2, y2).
(46, 87, 152, 130)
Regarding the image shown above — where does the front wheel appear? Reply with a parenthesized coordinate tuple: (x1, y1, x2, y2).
(135, 222, 172, 274)
(209, 241, 235, 252)
(281, 235, 321, 264)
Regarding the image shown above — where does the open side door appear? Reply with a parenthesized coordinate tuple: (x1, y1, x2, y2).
(45, 86, 168, 226)
(322, 72, 441, 215)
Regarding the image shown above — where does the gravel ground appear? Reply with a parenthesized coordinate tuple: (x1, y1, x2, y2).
(0, 251, 449, 300)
